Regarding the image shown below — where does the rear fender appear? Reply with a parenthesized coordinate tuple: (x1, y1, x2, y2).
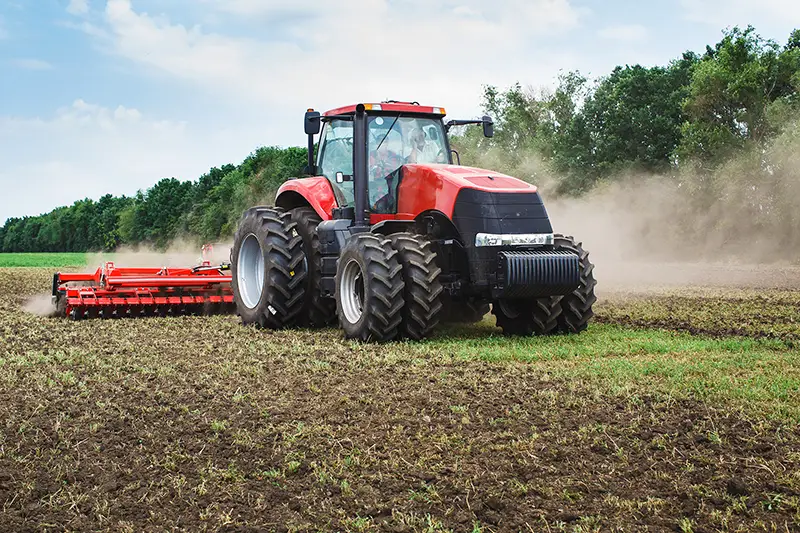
(276, 177, 337, 220)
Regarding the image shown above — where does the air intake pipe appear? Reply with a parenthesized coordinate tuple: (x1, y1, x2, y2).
(351, 103, 370, 232)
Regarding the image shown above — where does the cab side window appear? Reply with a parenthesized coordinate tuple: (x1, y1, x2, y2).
(318, 120, 354, 206)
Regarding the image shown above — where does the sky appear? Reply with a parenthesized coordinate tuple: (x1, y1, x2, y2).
(1, 0, 800, 223)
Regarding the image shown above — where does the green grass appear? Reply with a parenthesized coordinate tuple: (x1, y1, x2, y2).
(0, 253, 87, 268)
(415, 321, 800, 421)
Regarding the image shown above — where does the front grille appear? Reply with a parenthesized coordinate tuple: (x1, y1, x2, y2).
(500, 250, 579, 298)
(452, 189, 553, 245)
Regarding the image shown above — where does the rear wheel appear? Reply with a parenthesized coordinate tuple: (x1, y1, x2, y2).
(553, 234, 596, 333)
(231, 207, 307, 329)
(389, 233, 443, 340)
(492, 297, 561, 336)
(290, 206, 336, 327)
(336, 233, 405, 342)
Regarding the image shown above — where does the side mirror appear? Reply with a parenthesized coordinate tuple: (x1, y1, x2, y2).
(304, 110, 321, 135)
(482, 115, 494, 138)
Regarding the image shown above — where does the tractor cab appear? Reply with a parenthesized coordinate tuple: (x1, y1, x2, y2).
(316, 108, 449, 212)
(299, 101, 493, 217)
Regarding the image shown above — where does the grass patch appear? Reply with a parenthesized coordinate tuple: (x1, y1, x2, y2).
(0, 253, 87, 268)
(423, 321, 800, 421)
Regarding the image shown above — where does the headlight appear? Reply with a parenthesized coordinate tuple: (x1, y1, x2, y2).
(475, 233, 554, 247)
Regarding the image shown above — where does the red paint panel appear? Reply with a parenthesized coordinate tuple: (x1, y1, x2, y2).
(397, 164, 539, 218)
(277, 176, 338, 220)
(323, 103, 444, 116)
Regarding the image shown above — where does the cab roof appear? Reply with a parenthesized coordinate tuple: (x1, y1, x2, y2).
(322, 101, 446, 117)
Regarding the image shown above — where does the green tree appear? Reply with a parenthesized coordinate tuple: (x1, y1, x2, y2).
(679, 26, 800, 163)
(581, 56, 697, 174)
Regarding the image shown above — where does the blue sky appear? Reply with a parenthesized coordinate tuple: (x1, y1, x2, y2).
(1, 0, 799, 223)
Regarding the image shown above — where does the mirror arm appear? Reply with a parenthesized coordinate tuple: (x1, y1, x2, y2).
(444, 118, 492, 130)
(305, 133, 315, 175)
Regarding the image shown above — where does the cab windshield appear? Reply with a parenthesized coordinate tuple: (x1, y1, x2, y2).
(316, 115, 449, 212)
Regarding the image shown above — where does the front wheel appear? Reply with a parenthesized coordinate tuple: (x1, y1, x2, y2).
(335, 234, 405, 342)
(553, 234, 597, 333)
(389, 233, 443, 340)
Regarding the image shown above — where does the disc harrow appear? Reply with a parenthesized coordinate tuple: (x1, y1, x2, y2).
(52, 261, 235, 320)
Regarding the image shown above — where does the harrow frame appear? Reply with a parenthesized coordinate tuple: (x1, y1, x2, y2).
(52, 261, 234, 320)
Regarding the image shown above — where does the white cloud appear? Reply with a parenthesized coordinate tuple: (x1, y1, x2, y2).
(199, 0, 584, 33)
(598, 24, 648, 42)
(67, 0, 90, 15)
(682, 0, 800, 27)
(74, 0, 585, 119)
(0, 100, 265, 221)
(10, 58, 54, 70)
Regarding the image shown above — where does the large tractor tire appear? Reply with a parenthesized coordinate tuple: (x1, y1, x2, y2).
(492, 297, 561, 336)
(553, 234, 597, 333)
(290, 206, 337, 327)
(335, 233, 405, 342)
(389, 233, 443, 340)
(231, 206, 306, 329)
(440, 298, 490, 324)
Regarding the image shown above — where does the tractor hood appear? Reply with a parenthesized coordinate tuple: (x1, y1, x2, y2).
(395, 163, 544, 221)
(408, 164, 538, 194)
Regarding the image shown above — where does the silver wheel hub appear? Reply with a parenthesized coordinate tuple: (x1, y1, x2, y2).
(238, 234, 264, 309)
(340, 258, 365, 324)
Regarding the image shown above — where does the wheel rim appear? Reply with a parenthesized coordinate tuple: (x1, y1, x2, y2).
(340, 258, 365, 324)
(238, 233, 265, 309)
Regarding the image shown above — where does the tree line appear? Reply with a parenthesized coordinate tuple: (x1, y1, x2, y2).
(0, 147, 306, 252)
(454, 25, 800, 191)
(2, 25, 799, 253)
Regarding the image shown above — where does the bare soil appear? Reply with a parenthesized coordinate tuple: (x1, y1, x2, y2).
(1, 268, 798, 532)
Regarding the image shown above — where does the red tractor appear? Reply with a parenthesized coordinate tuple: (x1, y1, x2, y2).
(231, 101, 596, 341)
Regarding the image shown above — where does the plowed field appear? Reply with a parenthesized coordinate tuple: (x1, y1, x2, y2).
(1, 267, 798, 532)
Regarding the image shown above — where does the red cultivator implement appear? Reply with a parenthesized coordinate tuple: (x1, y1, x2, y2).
(52, 259, 234, 320)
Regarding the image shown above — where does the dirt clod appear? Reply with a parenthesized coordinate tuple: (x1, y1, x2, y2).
(727, 478, 750, 497)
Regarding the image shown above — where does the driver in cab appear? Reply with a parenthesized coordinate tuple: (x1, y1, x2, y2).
(407, 127, 443, 164)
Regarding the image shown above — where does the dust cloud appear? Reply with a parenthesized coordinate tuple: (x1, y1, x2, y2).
(470, 123, 800, 293)
(86, 239, 233, 269)
(23, 293, 59, 317)
(545, 178, 800, 293)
